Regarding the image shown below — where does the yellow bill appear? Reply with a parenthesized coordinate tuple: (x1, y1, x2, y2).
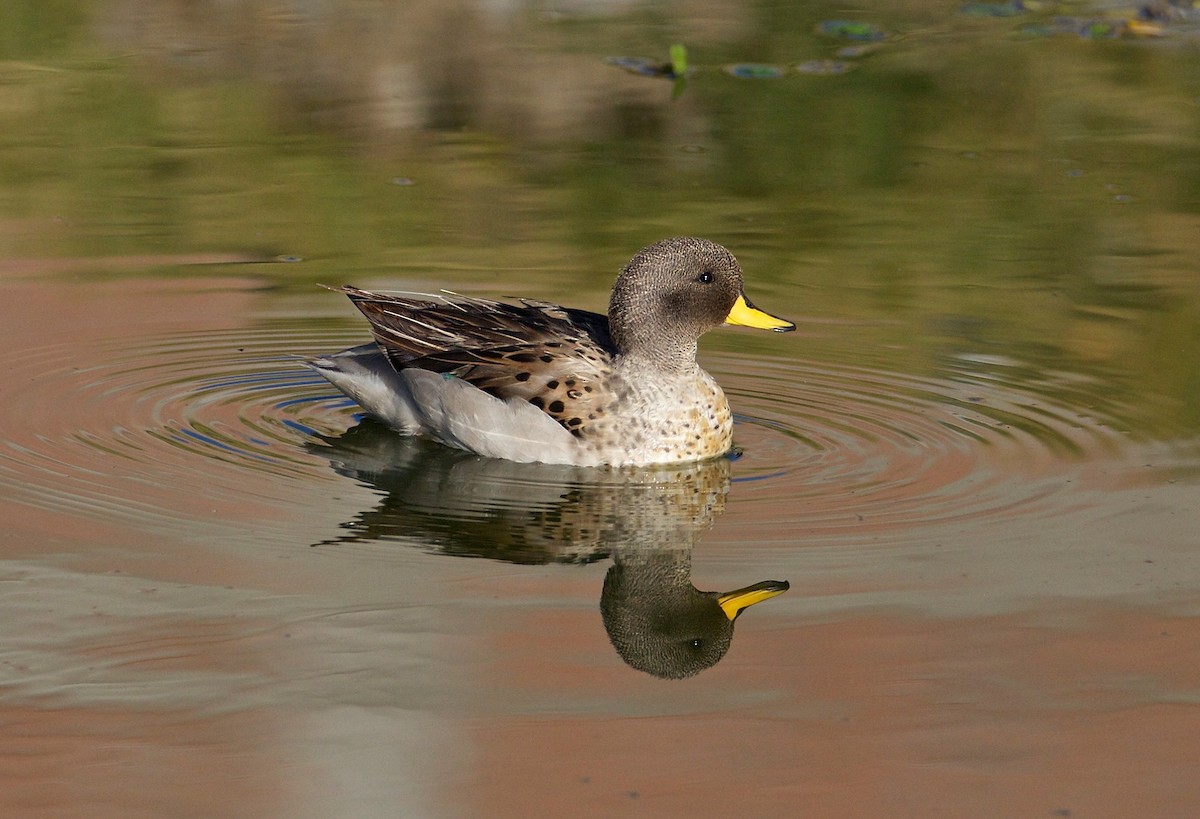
(717, 580, 790, 621)
(725, 294, 795, 332)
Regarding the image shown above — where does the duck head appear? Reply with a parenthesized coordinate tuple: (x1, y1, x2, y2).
(608, 237, 794, 368)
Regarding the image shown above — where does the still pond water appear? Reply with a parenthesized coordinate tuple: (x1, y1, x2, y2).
(2, 1, 1200, 816)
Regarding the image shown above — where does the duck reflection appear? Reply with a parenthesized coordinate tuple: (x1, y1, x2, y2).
(308, 420, 788, 678)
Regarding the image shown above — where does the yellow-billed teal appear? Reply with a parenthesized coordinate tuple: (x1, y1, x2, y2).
(308, 237, 793, 466)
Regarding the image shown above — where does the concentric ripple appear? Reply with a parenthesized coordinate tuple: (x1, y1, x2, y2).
(711, 353, 1140, 542)
(0, 327, 362, 534)
(0, 325, 1146, 546)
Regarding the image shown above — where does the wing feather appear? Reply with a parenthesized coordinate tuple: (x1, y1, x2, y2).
(332, 285, 616, 435)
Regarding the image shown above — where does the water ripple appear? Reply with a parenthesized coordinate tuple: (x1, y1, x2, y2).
(1, 329, 356, 532)
(713, 353, 1135, 542)
(0, 328, 1149, 545)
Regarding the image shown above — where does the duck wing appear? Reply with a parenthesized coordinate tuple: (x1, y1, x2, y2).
(336, 286, 617, 436)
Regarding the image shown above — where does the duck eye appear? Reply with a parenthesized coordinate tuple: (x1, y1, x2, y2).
(690, 638, 703, 649)
(696, 270, 714, 284)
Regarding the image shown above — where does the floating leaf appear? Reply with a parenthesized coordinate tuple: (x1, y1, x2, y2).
(835, 43, 885, 58)
(606, 56, 675, 78)
(723, 63, 787, 79)
(794, 60, 856, 75)
(1126, 19, 1166, 35)
(815, 20, 888, 41)
(960, 1, 1026, 17)
(1137, 1, 1190, 22)
(1076, 18, 1125, 37)
(1014, 16, 1140, 37)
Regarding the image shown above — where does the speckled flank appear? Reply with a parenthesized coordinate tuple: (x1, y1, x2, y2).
(519, 354, 614, 439)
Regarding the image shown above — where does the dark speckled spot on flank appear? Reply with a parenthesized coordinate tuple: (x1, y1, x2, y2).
(546, 379, 559, 389)
(510, 352, 537, 363)
(540, 354, 554, 363)
(548, 400, 565, 414)
(515, 371, 531, 382)
(529, 396, 545, 409)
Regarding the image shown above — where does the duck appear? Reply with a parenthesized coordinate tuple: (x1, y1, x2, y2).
(308, 236, 794, 467)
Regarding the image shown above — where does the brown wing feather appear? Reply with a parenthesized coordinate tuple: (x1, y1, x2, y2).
(335, 286, 617, 437)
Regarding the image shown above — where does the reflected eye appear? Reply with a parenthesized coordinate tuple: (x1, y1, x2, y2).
(696, 270, 714, 284)
(690, 638, 703, 650)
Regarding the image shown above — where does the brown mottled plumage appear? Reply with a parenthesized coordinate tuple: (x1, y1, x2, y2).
(308, 237, 794, 466)
(339, 288, 616, 436)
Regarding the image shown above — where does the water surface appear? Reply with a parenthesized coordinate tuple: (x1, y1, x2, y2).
(2, 1, 1200, 816)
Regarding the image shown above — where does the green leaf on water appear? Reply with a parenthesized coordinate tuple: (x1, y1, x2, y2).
(669, 43, 687, 77)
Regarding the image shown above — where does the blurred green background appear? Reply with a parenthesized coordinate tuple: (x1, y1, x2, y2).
(2, 0, 1198, 437)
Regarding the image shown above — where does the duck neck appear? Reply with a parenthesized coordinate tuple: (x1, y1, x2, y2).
(608, 291, 703, 373)
(614, 335, 699, 374)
